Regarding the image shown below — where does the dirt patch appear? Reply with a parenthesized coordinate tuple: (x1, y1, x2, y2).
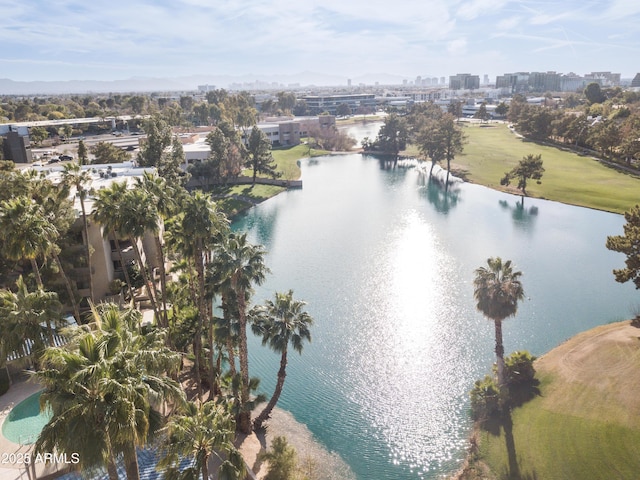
(536, 320, 640, 420)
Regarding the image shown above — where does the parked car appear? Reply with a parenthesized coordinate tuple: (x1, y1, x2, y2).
(47, 157, 60, 164)
(59, 154, 73, 161)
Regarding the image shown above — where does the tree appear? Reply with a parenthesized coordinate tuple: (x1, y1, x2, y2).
(247, 126, 280, 185)
(35, 303, 183, 480)
(22, 180, 82, 323)
(495, 102, 509, 118)
(137, 116, 172, 168)
(180, 192, 229, 398)
(416, 117, 446, 177)
(277, 92, 296, 113)
(119, 188, 163, 324)
(92, 181, 137, 306)
(250, 290, 313, 431)
(158, 401, 246, 480)
(375, 113, 409, 164)
(336, 103, 352, 117)
(584, 82, 606, 104)
(589, 120, 621, 158)
(213, 233, 269, 433)
(91, 142, 130, 164)
(500, 154, 545, 197)
(201, 122, 245, 184)
(133, 172, 177, 328)
(474, 103, 489, 123)
(447, 100, 463, 119)
(473, 258, 525, 386)
(415, 114, 466, 183)
(0, 196, 56, 288)
(0, 276, 62, 367)
(62, 163, 94, 302)
(77, 139, 88, 165)
(29, 126, 48, 146)
(606, 205, 640, 290)
(259, 436, 298, 480)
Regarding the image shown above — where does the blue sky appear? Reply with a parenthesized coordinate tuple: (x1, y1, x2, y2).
(1, 0, 639, 84)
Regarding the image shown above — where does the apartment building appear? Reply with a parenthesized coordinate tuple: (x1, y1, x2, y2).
(301, 94, 376, 115)
(34, 162, 161, 301)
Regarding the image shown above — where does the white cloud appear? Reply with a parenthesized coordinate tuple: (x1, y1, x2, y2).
(529, 12, 571, 25)
(497, 16, 521, 30)
(456, 0, 510, 20)
(447, 38, 468, 55)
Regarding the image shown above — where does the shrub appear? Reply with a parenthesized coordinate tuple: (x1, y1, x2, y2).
(470, 375, 501, 421)
(259, 436, 298, 480)
(504, 350, 537, 386)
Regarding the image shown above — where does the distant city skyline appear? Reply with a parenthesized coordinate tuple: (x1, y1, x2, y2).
(1, 0, 638, 85)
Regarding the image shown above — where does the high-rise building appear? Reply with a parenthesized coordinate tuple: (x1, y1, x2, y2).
(584, 72, 621, 86)
(449, 73, 480, 90)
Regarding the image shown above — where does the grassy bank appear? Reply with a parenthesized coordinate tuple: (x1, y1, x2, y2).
(215, 144, 329, 217)
(471, 321, 640, 479)
(404, 122, 640, 214)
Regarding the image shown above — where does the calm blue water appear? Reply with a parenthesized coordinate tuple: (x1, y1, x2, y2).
(233, 152, 636, 479)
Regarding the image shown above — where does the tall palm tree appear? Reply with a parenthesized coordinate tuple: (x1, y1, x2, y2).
(180, 191, 228, 399)
(0, 196, 81, 323)
(473, 257, 525, 386)
(213, 232, 269, 433)
(250, 290, 312, 431)
(119, 188, 163, 324)
(93, 181, 137, 305)
(0, 196, 57, 289)
(158, 400, 246, 480)
(61, 163, 95, 302)
(134, 172, 180, 328)
(35, 303, 184, 480)
(0, 276, 62, 368)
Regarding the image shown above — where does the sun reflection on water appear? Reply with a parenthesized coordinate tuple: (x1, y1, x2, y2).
(343, 209, 471, 476)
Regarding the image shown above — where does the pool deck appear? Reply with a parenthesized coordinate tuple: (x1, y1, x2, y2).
(0, 377, 67, 480)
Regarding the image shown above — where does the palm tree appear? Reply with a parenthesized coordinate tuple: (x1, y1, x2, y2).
(119, 188, 163, 324)
(0, 276, 62, 369)
(473, 257, 525, 386)
(0, 196, 57, 289)
(213, 232, 269, 433)
(61, 163, 95, 302)
(0, 196, 81, 323)
(158, 400, 246, 480)
(180, 191, 228, 399)
(250, 290, 313, 431)
(93, 181, 137, 305)
(134, 172, 180, 328)
(35, 303, 183, 480)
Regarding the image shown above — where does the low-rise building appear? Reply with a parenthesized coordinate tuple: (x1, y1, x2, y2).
(302, 94, 376, 115)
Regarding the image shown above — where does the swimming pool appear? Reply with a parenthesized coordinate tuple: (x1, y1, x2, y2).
(2, 391, 51, 445)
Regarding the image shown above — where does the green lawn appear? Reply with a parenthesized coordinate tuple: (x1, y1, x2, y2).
(453, 123, 640, 214)
(478, 372, 640, 480)
(271, 144, 329, 180)
(475, 322, 640, 480)
(213, 144, 328, 217)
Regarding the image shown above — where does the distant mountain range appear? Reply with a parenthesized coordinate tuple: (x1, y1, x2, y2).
(0, 72, 413, 95)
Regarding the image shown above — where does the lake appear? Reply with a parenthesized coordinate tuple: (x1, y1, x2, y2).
(232, 140, 636, 478)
